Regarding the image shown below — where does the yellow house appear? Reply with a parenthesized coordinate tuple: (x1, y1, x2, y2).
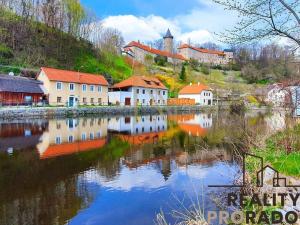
(37, 67, 108, 106)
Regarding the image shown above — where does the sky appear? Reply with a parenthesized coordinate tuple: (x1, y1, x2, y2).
(81, 0, 239, 45)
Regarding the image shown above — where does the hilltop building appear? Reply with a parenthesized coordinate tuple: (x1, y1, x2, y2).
(124, 29, 234, 65)
(108, 76, 168, 106)
(37, 67, 109, 107)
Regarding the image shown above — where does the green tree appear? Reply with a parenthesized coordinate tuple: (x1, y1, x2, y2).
(179, 65, 186, 81)
(63, 0, 86, 36)
(154, 55, 167, 66)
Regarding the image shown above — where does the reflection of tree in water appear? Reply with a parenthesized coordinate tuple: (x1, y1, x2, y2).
(0, 137, 130, 225)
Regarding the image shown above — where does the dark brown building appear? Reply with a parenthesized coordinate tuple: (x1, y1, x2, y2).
(0, 75, 45, 106)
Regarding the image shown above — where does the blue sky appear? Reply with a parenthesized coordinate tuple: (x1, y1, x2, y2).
(82, 0, 207, 18)
(81, 0, 238, 44)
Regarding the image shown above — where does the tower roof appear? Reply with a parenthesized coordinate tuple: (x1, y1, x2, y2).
(163, 29, 173, 39)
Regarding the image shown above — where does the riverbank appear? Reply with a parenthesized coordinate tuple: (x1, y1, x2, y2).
(0, 105, 269, 119)
(0, 105, 215, 119)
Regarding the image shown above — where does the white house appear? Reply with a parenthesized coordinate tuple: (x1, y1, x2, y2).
(108, 115, 167, 135)
(178, 83, 213, 105)
(108, 76, 168, 106)
(265, 84, 290, 107)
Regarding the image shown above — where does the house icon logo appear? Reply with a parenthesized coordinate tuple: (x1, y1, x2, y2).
(209, 153, 300, 188)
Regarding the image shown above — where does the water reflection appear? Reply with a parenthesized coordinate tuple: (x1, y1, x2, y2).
(37, 118, 107, 159)
(0, 112, 279, 225)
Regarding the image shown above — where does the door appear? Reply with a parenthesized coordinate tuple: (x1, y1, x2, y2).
(125, 98, 131, 106)
(69, 96, 74, 107)
(208, 100, 212, 105)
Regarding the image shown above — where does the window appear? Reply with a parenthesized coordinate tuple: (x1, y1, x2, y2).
(82, 84, 87, 92)
(83, 98, 87, 104)
(68, 135, 74, 143)
(91, 98, 94, 104)
(81, 133, 86, 141)
(142, 89, 145, 94)
(90, 85, 95, 92)
(96, 131, 101, 138)
(55, 136, 61, 144)
(136, 89, 139, 94)
(125, 117, 131, 124)
(158, 100, 160, 104)
(69, 83, 75, 91)
(56, 123, 61, 129)
(90, 133, 94, 140)
(163, 91, 165, 95)
(98, 86, 102, 92)
(150, 90, 153, 94)
(136, 128, 139, 133)
(57, 97, 62, 103)
(158, 90, 161, 95)
(56, 82, 62, 90)
(142, 127, 145, 132)
(98, 98, 102, 105)
(142, 99, 145, 104)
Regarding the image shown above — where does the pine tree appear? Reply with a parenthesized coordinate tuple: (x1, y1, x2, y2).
(179, 65, 186, 81)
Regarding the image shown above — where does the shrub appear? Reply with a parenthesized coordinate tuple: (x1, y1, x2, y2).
(230, 101, 246, 114)
(189, 58, 200, 71)
(201, 65, 210, 75)
(154, 55, 167, 66)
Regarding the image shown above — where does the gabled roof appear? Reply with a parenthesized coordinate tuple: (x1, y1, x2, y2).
(40, 67, 108, 86)
(178, 44, 226, 56)
(179, 83, 211, 95)
(125, 41, 186, 60)
(0, 75, 44, 94)
(112, 76, 168, 90)
(163, 29, 174, 39)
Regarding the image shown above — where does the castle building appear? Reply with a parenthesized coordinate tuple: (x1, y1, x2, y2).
(163, 29, 174, 53)
(124, 29, 234, 65)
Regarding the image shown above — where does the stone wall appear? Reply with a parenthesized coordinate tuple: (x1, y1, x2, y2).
(0, 106, 217, 119)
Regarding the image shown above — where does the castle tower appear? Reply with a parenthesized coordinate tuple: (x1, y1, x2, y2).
(163, 29, 174, 53)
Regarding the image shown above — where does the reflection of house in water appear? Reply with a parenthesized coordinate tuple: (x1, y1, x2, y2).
(108, 115, 168, 145)
(170, 113, 213, 137)
(0, 120, 48, 152)
(37, 118, 108, 159)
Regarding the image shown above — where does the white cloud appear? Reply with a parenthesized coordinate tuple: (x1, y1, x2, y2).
(102, 14, 216, 44)
(101, 1, 238, 45)
(178, 29, 214, 44)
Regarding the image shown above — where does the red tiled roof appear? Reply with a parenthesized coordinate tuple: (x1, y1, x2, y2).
(112, 76, 167, 90)
(40, 67, 108, 85)
(179, 124, 207, 137)
(40, 138, 106, 159)
(179, 83, 210, 95)
(125, 41, 186, 61)
(178, 44, 226, 56)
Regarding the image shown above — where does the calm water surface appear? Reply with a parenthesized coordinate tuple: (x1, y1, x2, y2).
(0, 111, 284, 225)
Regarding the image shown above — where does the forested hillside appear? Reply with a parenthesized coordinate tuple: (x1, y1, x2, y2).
(0, 1, 132, 82)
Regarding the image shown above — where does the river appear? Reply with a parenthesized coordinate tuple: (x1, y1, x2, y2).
(0, 111, 285, 225)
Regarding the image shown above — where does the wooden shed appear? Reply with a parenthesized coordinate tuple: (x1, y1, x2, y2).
(0, 75, 45, 106)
